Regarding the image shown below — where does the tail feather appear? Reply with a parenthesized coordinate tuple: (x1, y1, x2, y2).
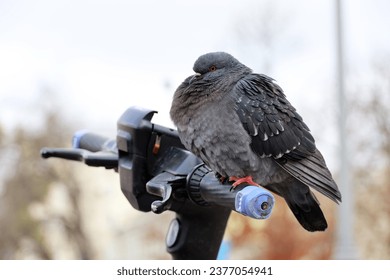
(268, 178, 328, 232)
(284, 191, 327, 232)
(276, 149, 342, 204)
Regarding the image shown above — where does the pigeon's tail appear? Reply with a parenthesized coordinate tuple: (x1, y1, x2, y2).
(269, 178, 328, 232)
(285, 191, 328, 232)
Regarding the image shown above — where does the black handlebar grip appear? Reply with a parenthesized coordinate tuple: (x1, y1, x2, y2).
(187, 164, 275, 219)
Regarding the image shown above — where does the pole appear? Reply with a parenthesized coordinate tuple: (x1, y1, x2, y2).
(333, 0, 358, 259)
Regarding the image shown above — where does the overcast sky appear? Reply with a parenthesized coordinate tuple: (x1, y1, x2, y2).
(1, 0, 390, 170)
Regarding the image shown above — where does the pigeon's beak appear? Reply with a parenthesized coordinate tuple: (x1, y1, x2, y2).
(188, 73, 201, 84)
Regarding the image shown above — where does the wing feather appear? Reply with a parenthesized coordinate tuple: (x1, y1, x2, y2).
(234, 74, 313, 158)
(233, 73, 341, 202)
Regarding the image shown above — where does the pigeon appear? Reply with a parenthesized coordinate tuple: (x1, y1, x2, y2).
(170, 52, 341, 232)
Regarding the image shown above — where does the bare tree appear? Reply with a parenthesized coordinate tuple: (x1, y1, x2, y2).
(0, 92, 95, 259)
(233, 0, 295, 74)
(350, 56, 390, 259)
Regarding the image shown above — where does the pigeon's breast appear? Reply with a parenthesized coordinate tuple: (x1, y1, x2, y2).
(178, 100, 260, 178)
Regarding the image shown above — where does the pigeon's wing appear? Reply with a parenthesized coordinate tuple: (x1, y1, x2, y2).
(233, 74, 341, 203)
(233, 74, 315, 159)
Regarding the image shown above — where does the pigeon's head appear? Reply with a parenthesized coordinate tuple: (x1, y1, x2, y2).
(170, 52, 251, 125)
(193, 52, 240, 74)
(191, 52, 251, 83)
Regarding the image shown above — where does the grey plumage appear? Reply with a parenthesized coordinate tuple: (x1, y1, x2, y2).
(170, 52, 341, 232)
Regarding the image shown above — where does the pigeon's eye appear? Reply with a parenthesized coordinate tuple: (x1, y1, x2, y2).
(209, 65, 217, 72)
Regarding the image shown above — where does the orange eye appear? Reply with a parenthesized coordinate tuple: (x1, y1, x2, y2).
(209, 65, 217, 72)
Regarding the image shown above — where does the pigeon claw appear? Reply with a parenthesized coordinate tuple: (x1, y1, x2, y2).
(215, 173, 228, 184)
(229, 176, 260, 188)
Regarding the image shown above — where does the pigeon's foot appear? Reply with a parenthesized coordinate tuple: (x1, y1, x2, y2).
(215, 173, 228, 184)
(229, 176, 260, 188)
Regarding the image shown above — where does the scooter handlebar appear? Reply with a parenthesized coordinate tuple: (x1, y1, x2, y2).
(187, 164, 274, 219)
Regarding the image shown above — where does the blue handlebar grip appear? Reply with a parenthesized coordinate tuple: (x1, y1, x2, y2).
(72, 129, 90, 149)
(235, 186, 275, 219)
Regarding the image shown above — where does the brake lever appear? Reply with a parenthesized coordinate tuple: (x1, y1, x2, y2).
(40, 147, 118, 169)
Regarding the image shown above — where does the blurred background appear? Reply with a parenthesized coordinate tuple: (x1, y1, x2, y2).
(0, 0, 389, 259)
